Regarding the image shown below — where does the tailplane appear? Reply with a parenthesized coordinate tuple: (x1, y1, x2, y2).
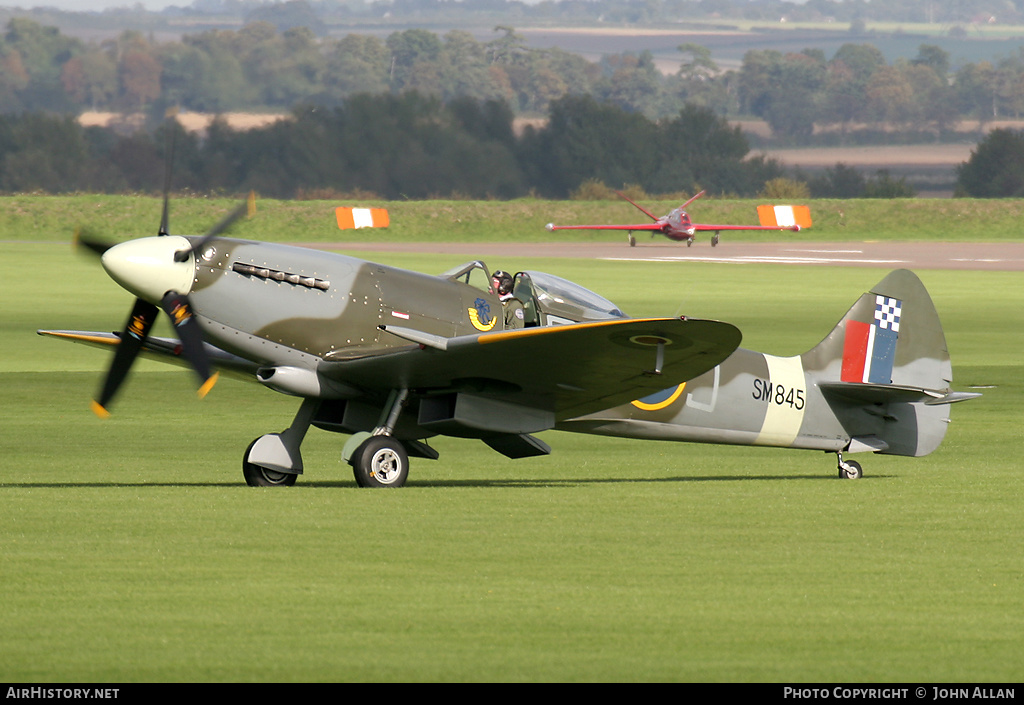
(802, 269, 978, 457)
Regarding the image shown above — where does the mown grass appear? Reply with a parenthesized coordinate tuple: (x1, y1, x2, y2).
(2, 229, 1020, 682)
(3, 194, 1024, 246)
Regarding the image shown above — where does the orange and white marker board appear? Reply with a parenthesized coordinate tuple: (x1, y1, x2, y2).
(336, 207, 390, 230)
(757, 205, 812, 228)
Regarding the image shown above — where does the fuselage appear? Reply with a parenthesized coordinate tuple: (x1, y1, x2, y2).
(100, 236, 510, 371)
(558, 348, 849, 453)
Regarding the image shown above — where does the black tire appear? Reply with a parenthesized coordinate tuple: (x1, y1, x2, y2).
(351, 436, 409, 488)
(839, 460, 863, 480)
(242, 439, 297, 487)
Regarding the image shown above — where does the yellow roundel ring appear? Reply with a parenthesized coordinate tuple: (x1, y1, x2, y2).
(468, 306, 497, 331)
(631, 383, 686, 411)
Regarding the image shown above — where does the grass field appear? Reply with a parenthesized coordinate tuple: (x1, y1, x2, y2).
(5, 194, 1024, 245)
(2, 202, 1022, 682)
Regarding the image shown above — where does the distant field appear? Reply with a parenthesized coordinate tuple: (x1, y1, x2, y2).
(517, 22, 1024, 73)
(758, 143, 972, 197)
(79, 111, 286, 134)
(760, 143, 973, 168)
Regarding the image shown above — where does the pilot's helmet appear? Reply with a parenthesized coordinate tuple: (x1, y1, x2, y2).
(492, 270, 513, 295)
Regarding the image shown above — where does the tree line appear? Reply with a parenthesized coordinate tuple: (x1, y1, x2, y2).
(4, 86, 1017, 198)
(5, 15, 1024, 144)
(0, 94, 791, 199)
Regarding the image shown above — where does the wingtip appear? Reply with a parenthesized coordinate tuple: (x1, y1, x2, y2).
(545, 223, 554, 231)
(90, 400, 111, 419)
(197, 371, 219, 399)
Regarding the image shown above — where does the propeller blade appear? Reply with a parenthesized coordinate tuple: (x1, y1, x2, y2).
(159, 291, 218, 398)
(158, 118, 177, 237)
(174, 192, 255, 262)
(92, 298, 159, 417)
(74, 227, 114, 257)
(158, 190, 171, 237)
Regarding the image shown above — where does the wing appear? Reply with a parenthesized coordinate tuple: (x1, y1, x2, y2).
(546, 223, 664, 232)
(690, 205, 811, 233)
(37, 330, 260, 379)
(691, 223, 801, 232)
(321, 317, 741, 421)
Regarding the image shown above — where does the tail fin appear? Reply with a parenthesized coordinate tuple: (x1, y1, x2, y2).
(802, 269, 978, 457)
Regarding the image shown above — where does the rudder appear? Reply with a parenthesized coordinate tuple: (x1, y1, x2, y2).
(802, 270, 972, 457)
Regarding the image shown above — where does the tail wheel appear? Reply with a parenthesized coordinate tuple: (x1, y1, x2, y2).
(351, 436, 409, 488)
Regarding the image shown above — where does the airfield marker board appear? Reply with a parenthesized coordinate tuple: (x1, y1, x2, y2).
(336, 207, 390, 230)
(757, 205, 812, 229)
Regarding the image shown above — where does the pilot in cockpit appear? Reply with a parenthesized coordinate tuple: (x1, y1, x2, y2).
(491, 270, 525, 330)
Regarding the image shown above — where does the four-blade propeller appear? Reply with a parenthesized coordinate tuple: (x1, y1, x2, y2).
(77, 192, 253, 417)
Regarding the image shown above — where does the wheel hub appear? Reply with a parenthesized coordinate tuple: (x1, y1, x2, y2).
(370, 448, 403, 484)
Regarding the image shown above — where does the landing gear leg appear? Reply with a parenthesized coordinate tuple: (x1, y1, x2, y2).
(711, 232, 720, 247)
(628, 232, 636, 247)
(243, 398, 319, 487)
(349, 389, 411, 488)
(836, 451, 863, 479)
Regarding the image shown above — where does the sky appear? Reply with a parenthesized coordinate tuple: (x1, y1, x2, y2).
(11, 1, 184, 10)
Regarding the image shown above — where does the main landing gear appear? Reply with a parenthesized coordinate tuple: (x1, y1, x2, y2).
(342, 389, 412, 488)
(241, 388, 422, 488)
(836, 451, 863, 480)
(347, 435, 409, 487)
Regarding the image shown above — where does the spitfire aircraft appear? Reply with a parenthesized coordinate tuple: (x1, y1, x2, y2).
(40, 200, 975, 487)
(545, 190, 812, 247)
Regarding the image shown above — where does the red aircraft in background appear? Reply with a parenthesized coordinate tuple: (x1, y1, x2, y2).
(545, 190, 812, 247)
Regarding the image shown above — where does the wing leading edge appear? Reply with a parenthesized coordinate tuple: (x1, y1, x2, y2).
(546, 223, 666, 232)
(37, 330, 260, 379)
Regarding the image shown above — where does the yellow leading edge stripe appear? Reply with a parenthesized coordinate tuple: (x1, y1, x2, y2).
(478, 317, 671, 344)
(47, 331, 118, 346)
